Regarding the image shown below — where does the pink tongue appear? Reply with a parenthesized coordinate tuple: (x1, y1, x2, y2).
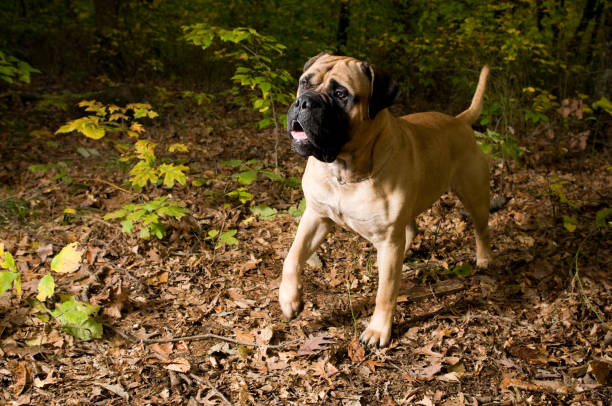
(291, 131, 308, 140)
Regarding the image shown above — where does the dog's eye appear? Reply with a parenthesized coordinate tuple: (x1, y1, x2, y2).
(334, 89, 348, 100)
(300, 80, 311, 89)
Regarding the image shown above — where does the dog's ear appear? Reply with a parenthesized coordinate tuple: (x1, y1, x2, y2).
(303, 52, 328, 72)
(363, 63, 401, 119)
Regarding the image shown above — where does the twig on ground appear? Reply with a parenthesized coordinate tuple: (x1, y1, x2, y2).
(109, 325, 300, 350)
(143, 333, 300, 349)
(74, 177, 135, 194)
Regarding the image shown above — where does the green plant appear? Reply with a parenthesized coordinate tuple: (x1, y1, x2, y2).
(475, 129, 524, 164)
(57, 100, 189, 190)
(1, 243, 103, 341)
(522, 87, 559, 126)
(104, 196, 188, 240)
(221, 159, 300, 188)
(28, 161, 73, 184)
(0, 245, 21, 297)
(183, 24, 294, 164)
(0, 50, 39, 84)
(205, 229, 239, 249)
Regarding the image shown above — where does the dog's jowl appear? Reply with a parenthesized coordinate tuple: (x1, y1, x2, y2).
(280, 53, 492, 347)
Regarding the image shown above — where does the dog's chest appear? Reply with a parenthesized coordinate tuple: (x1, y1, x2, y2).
(304, 177, 397, 243)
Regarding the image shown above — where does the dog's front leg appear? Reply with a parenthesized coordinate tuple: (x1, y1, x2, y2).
(360, 235, 405, 347)
(279, 207, 332, 319)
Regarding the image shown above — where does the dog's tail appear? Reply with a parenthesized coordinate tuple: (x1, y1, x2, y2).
(456, 65, 490, 125)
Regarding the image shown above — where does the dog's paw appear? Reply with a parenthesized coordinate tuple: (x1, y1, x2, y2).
(359, 315, 392, 347)
(476, 252, 492, 269)
(278, 282, 303, 320)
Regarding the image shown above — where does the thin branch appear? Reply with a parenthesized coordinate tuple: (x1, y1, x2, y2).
(74, 177, 135, 194)
(143, 333, 300, 349)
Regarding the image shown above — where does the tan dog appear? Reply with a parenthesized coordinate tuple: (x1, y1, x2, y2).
(280, 53, 492, 347)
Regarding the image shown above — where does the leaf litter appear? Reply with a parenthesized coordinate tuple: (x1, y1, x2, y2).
(0, 87, 610, 404)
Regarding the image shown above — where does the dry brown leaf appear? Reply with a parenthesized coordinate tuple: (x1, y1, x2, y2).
(438, 371, 461, 382)
(94, 381, 130, 401)
(416, 396, 434, 406)
(86, 246, 99, 264)
(235, 330, 256, 344)
(36, 243, 53, 261)
(588, 360, 611, 385)
(164, 357, 191, 373)
(499, 377, 541, 391)
(416, 363, 443, 379)
(12, 361, 30, 396)
(146, 271, 168, 286)
(298, 333, 334, 356)
(102, 283, 128, 319)
(149, 342, 174, 359)
(363, 359, 384, 372)
(33, 371, 58, 388)
(348, 336, 365, 362)
(257, 326, 274, 345)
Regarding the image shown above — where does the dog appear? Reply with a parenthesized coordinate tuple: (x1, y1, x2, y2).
(279, 53, 492, 347)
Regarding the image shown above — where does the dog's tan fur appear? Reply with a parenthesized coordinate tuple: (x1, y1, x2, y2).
(279, 54, 492, 347)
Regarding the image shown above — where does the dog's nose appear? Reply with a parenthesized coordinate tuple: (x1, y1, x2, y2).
(296, 93, 321, 110)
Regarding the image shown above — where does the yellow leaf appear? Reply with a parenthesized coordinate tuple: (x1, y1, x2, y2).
(63, 208, 76, 214)
(50, 242, 84, 274)
(168, 143, 189, 152)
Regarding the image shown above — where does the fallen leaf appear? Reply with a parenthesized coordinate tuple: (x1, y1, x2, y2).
(36, 243, 53, 261)
(416, 363, 443, 379)
(235, 330, 256, 344)
(438, 371, 461, 382)
(416, 396, 433, 406)
(257, 326, 274, 345)
(588, 360, 611, 385)
(363, 359, 384, 372)
(348, 336, 365, 362)
(149, 342, 174, 359)
(500, 377, 541, 391)
(164, 357, 191, 373)
(50, 242, 84, 274)
(33, 370, 58, 388)
(12, 361, 30, 396)
(298, 333, 334, 356)
(102, 284, 128, 319)
(146, 271, 168, 286)
(94, 381, 130, 401)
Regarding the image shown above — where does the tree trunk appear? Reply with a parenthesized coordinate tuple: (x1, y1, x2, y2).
(336, 0, 350, 52)
(94, 0, 119, 32)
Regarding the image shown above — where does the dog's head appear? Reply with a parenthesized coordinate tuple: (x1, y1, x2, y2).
(287, 53, 400, 163)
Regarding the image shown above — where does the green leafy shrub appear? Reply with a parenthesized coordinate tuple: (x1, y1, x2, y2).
(104, 196, 188, 240)
(0, 50, 39, 84)
(205, 229, 239, 249)
(57, 100, 189, 190)
(475, 129, 524, 164)
(1, 243, 103, 341)
(183, 24, 293, 164)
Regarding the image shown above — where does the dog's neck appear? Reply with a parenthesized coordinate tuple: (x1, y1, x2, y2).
(329, 110, 394, 184)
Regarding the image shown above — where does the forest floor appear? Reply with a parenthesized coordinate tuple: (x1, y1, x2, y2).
(0, 80, 611, 405)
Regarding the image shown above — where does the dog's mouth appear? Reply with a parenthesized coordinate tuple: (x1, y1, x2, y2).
(290, 120, 308, 141)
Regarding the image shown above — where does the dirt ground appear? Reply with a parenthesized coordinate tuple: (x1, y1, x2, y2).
(0, 87, 611, 405)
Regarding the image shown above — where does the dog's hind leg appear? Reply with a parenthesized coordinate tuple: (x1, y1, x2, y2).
(451, 154, 492, 268)
(279, 207, 333, 319)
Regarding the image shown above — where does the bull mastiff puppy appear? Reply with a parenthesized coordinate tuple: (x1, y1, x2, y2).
(279, 53, 492, 347)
